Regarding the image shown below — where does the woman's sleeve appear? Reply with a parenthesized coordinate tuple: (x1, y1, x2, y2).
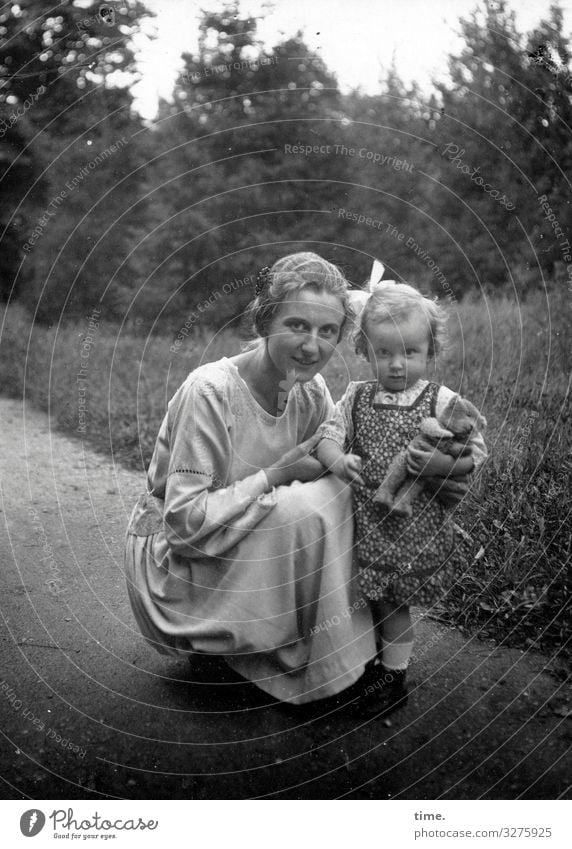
(316, 382, 358, 448)
(163, 376, 277, 559)
(436, 387, 488, 470)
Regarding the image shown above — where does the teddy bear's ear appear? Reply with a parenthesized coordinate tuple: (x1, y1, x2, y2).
(460, 398, 486, 430)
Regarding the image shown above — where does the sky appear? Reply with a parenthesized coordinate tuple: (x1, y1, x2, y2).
(132, 0, 572, 119)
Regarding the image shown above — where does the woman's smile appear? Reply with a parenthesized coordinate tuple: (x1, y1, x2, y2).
(292, 355, 320, 366)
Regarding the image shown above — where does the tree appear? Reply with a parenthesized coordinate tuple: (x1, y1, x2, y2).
(340, 67, 437, 288)
(134, 3, 352, 327)
(523, 4, 572, 271)
(421, 0, 572, 290)
(0, 0, 153, 321)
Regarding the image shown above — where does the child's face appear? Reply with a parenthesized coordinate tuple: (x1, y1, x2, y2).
(365, 310, 431, 392)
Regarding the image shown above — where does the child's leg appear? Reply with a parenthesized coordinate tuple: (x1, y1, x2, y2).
(369, 599, 414, 674)
(356, 599, 412, 718)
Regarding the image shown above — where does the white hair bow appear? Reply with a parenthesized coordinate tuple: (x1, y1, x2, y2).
(347, 259, 396, 315)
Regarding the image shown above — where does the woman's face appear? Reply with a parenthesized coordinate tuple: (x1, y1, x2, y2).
(266, 288, 344, 382)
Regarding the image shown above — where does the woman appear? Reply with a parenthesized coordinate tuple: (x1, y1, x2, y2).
(124, 252, 471, 711)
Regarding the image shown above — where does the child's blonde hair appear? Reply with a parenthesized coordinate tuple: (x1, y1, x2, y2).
(354, 282, 447, 359)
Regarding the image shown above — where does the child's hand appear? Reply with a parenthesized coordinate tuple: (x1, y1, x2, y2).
(407, 443, 454, 478)
(332, 453, 364, 486)
(425, 476, 470, 507)
(408, 443, 474, 478)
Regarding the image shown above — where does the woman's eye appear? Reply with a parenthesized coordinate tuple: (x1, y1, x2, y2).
(288, 321, 306, 332)
(320, 327, 338, 338)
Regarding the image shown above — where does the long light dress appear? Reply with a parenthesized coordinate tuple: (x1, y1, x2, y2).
(124, 358, 375, 705)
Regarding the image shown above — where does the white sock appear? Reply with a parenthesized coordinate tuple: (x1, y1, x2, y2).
(381, 638, 414, 671)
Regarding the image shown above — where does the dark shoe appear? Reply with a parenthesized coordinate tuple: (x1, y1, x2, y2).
(351, 663, 409, 720)
(288, 663, 391, 719)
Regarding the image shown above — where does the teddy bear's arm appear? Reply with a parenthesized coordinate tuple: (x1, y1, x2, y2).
(372, 449, 409, 510)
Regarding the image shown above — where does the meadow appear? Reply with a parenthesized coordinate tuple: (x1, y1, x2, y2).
(1, 282, 570, 671)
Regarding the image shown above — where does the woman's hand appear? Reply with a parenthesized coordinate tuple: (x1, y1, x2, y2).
(265, 435, 325, 487)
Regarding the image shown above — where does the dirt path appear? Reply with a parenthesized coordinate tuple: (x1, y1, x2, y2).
(0, 397, 570, 800)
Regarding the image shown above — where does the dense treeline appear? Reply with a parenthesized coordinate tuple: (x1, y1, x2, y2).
(1, 0, 571, 329)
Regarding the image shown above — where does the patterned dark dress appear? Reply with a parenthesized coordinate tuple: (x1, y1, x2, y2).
(351, 381, 458, 606)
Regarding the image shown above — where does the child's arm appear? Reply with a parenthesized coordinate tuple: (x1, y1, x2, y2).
(316, 438, 364, 485)
(314, 382, 364, 485)
(467, 429, 487, 470)
(405, 441, 474, 508)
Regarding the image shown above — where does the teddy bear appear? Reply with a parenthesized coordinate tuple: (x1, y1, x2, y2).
(373, 395, 486, 518)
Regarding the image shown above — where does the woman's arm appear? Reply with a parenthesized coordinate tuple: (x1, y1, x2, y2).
(162, 371, 332, 559)
(162, 375, 279, 559)
(264, 435, 325, 487)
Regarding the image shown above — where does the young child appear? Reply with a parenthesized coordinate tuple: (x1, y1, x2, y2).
(316, 273, 487, 718)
